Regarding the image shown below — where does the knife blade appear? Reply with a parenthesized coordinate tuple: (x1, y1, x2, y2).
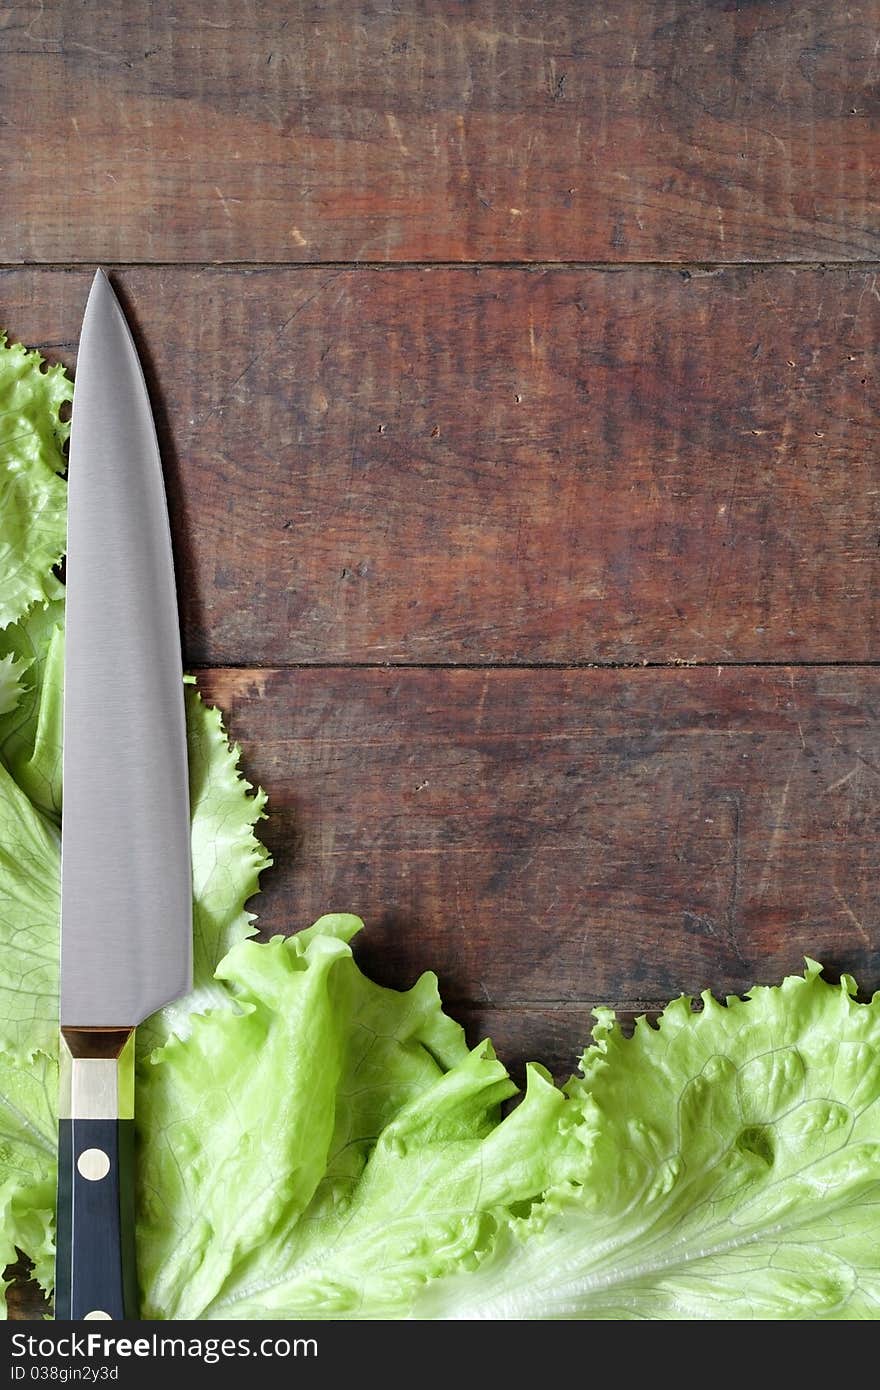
(56, 270, 192, 1321)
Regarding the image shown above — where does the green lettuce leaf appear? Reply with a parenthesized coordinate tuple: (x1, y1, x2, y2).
(416, 964, 880, 1320)
(0, 653, 29, 720)
(0, 337, 70, 630)
(0, 762, 60, 1059)
(0, 1047, 56, 1302)
(138, 918, 578, 1320)
(0, 600, 65, 824)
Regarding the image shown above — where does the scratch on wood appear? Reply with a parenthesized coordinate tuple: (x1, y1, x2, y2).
(756, 750, 799, 901)
(385, 113, 410, 157)
(469, 25, 553, 51)
(832, 885, 872, 947)
(474, 673, 490, 731)
(824, 765, 858, 795)
(721, 791, 746, 964)
(195, 272, 344, 427)
(213, 186, 241, 221)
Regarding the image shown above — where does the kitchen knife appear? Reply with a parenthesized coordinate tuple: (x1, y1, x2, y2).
(56, 270, 192, 1321)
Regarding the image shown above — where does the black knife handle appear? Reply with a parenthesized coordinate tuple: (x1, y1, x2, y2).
(55, 1030, 137, 1321)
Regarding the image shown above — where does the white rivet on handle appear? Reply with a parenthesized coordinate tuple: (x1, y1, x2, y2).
(77, 1147, 111, 1181)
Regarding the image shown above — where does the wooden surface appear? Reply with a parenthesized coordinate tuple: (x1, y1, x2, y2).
(4, 264, 879, 664)
(4, 0, 880, 1316)
(4, 1, 880, 265)
(196, 664, 880, 1073)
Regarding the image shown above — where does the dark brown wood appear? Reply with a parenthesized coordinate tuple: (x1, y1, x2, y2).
(4, 1262, 46, 1322)
(3, 2, 879, 264)
(458, 1004, 661, 1083)
(196, 665, 880, 1053)
(4, 264, 879, 665)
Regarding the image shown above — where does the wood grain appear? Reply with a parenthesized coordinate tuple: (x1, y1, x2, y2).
(196, 664, 880, 1048)
(4, 264, 879, 665)
(3, 1, 880, 264)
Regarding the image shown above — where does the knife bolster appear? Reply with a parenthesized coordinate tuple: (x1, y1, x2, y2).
(55, 1029, 137, 1320)
(59, 1029, 135, 1120)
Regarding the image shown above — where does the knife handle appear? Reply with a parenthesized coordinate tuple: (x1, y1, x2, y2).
(55, 1030, 137, 1321)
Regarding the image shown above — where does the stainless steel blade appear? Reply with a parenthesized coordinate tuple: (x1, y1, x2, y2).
(61, 270, 192, 1027)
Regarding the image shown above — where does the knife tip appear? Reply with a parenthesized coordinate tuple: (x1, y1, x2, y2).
(84, 267, 119, 321)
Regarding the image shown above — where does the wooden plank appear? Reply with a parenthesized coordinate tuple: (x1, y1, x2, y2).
(3, 2, 879, 264)
(4, 264, 879, 665)
(195, 665, 880, 1027)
